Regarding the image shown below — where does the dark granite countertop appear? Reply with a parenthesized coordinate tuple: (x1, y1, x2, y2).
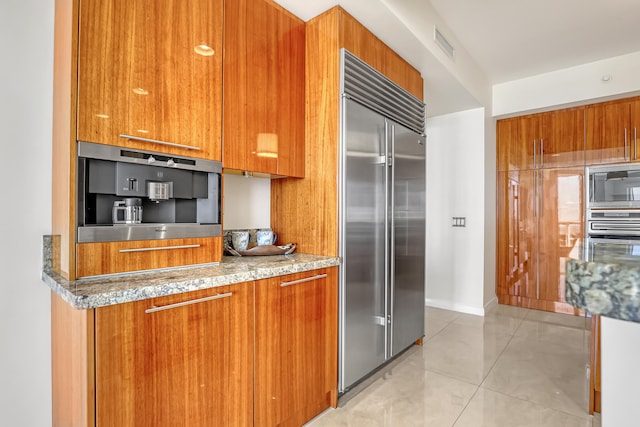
(41, 237, 340, 310)
(565, 239, 640, 322)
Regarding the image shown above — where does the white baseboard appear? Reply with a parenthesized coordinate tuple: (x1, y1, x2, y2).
(483, 296, 498, 314)
(425, 298, 486, 316)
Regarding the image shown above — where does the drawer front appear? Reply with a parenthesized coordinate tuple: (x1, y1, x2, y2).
(76, 237, 222, 277)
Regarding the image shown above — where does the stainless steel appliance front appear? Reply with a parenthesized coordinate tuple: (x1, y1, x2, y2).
(587, 163, 640, 209)
(77, 141, 222, 243)
(339, 50, 426, 394)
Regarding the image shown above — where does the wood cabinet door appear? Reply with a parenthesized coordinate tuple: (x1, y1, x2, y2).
(497, 119, 517, 171)
(254, 268, 338, 427)
(632, 99, 640, 162)
(539, 108, 585, 168)
(95, 283, 253, 427)
(77, 0, 223, 160)
(585, 100, 631, 165)
(76, 237, 222, 278)
(515, 115, 541, 170)
(496, 170, 538, 301)
(223, 0, 305, 177)
(537, 167, 584, 310)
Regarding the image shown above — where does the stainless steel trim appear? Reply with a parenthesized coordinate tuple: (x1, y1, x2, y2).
(119, 244, 201, 253)
(338, 95, 348, 393)
(78, 141, 222, 173)
(120, 134, 201, 151)
(533, 170, 538, 217)
(279, 274, 327, 287)
(384, 120, 391, 361)
(78, 223, 222, 243)
(388, 123, 396, 357)
(340, 49, 426, 135)
(624, 128, 628, 160)
(533, 140, 537, 168)
(635, 128, 637, 160)
(145, 292, 232, 313)
(540, 139, 544, 167)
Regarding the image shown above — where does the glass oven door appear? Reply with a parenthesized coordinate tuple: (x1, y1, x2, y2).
(588, 163, 640, 209)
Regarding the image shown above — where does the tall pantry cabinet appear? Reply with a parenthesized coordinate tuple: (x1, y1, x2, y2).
(496, 108, 585, 313)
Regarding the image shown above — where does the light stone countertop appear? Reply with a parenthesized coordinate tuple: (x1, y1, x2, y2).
(41, 237, 339, 310)
(565, 239, 640, 322)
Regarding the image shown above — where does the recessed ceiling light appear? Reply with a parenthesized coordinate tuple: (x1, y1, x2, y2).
(601, 74, 612, 82)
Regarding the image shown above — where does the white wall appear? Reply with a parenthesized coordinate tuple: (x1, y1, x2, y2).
(223, 174, 271, 229)
(493, 51, 640, 117)
(426, 108, 489, 315)
(0, 0, 54, 425)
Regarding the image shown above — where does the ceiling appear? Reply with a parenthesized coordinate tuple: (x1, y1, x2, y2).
(273, 0, 640, 115)
(428, 0, 640, 84)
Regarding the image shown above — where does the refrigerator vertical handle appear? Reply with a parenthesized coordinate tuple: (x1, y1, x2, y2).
(383, 121, 391, 360)
(388, 123, 396, 358)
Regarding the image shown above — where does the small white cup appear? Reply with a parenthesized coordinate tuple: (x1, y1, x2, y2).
(256, 229, 274, 246)
(231, 231, 250, 251)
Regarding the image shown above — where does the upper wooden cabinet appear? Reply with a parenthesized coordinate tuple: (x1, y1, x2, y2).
(585, 98, 640, 164)
(77, 0, 223, 160)
(497, 108, 585, 171)
(223, 0, 305, 177)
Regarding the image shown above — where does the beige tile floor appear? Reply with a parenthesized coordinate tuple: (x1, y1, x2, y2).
(306, 305, 602, 427)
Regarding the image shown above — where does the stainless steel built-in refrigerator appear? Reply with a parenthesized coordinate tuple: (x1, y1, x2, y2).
(339, 50, 426, 393)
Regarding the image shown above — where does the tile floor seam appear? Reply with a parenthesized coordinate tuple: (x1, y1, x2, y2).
(450, 383, 482, 427)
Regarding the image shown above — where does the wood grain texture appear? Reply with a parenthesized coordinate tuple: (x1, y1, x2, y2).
(95, 282, 253, 426)
(589, 315, 601, 414)
(77, 0, 223, 160)
(51, 292, 95, 427)
(497, 294, 583, 315)
(76, 237, 222, 277)
(585, 99, 632, 165)
(254, 267, 339, 426)
(537, 167, 584, 303)
(271, 6, 423, 256)
(52, 0, 79, 279)
(539, 107, 586, 168)
(223, 0, 305, 177)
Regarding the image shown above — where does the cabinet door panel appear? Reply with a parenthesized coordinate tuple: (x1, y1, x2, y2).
(540, 108, 585, 168)
(537, 167, 584, 303)
(78, 0, 223, 160)
(223, 0, 305, 177)
(76, 237, 222, 277)
(516, 115, 540, 170)
(95, 283, 253, 427)
(586, 101, 631, 165)
(255, 268, 338, 426)
(496, 170, 537, 300)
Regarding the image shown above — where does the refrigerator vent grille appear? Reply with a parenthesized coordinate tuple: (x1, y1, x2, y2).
(341, 49, 425, 135)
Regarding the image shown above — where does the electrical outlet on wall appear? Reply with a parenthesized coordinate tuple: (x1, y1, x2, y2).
(452, 217, 466, 227)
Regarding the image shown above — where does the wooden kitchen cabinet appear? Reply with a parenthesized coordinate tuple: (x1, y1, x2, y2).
(585, 97, 640, 164)
(77, 0, 223, 160)
(254, 267, 338, 426)
(95, 283, 253, 426)
(497, 108, 584, 172)
(223, 0, 305, 177)
(496, 170, 537, 300)
(76, 237, 223, 278)
(497, 167, 584, 314)
(271, 6, 423, 256)
(590, 315, 601, 414)
(52, 282, 254, 427)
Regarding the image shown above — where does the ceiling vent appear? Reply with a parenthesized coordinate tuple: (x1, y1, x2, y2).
(434, 26, 455, 60)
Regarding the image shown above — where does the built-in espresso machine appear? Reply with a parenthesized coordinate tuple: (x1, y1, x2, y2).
(77, 141, 222, 243)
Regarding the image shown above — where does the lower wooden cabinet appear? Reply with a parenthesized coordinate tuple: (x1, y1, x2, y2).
(51, 267, 338, 427)
(76, 237, 223, 277)
(590, 315, 601, 414)
(95, 283, 253, 426)
(254, 268, 339, 426)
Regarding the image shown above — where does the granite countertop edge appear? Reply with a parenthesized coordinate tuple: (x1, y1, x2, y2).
(565, 257, 640, 323)
(42, 254, 340, 310)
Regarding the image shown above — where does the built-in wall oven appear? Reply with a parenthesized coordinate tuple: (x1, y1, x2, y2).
(586, 163, 640, 258)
